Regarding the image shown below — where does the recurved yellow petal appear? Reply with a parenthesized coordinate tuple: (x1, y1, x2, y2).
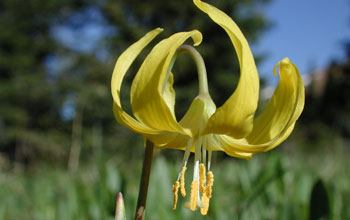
(111, 28, 164, 135)
(205, 134, 253, 160)
(214, 58, 304, 155)
(130, 30, 202, 136)
(247, 58, 304, 150)
(194, 0, 259, 139)
(159, 95, 216, 150)
(157, 98, 205, 150)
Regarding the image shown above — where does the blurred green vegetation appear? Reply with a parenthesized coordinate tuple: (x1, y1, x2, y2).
(1, 146, 350, 219)
(0, 0, 349, 219)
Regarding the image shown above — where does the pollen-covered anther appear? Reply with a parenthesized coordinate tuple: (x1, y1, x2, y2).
(206, 171, 214, 198)
(172, 181, 180, 211)
(189, 181, 199, 211)
(199, 163, 206, 193)
(180, 166, 187, 197)
(200, 192, 210, 215)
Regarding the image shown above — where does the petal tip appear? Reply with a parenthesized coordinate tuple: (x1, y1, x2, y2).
(281, 57, 291, 64)
(191, 30, 203, 46)
(273, 57, 293, 76)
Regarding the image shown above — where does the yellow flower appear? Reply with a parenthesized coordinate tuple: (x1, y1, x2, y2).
(111, 0, 304, 215)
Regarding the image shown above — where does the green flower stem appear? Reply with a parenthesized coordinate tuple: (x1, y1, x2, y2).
(177, 45, 209, 95)
(164, 44, 209, 96)
(135, 140, 154, 220)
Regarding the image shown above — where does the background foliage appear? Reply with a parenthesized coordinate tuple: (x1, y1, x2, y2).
(0, 0, 349, 219)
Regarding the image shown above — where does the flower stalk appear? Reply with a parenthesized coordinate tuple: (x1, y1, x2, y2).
(135, 140, 154, 220)
(177, 45, 209, 95)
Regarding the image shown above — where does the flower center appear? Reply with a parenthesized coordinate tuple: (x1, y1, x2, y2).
(172, 136, 214, 215)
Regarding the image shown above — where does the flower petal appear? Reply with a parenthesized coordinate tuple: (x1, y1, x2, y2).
(206, 134, 253, 160)
(213, 58, 305, 156)
(163, 72, 176, 117)
(159, 95, 216, 150)
(156, 99, 205, 150)
(130, 30, 203, 136)
(194, 0, 259, 139)
(111, 28, 165, 135)
(247, 58, 304, 150)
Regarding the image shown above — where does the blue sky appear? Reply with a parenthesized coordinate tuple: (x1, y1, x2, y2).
(51, 1, 350, 85)
(254, 0, 350, 84)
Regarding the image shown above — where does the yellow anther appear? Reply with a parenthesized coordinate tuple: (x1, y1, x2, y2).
(199, 163, 206, 193)
(200, 192, 210, 215)
(172, 181, 180, 211)
(206, 171, 214, 198)
(180, 166, 187, 197)
(189, 181, 199, 211)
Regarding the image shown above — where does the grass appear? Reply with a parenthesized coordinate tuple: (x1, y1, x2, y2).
(1, 140, 349, 219)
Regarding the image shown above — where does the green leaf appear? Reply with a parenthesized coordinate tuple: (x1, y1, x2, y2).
(309, 179, 330, 220)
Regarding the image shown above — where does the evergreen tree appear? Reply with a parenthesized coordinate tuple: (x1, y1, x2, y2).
(0, 0, 272, 166)
(0, 0, 84, 164)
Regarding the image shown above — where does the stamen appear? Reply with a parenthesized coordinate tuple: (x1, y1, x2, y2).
(172, 137, 215, 214)
(207, 137, 212, 171)
(202, 136, 207, 165)
(199, 163, 206, 193)
(200, 193, 210, 215)
(172, 181, 180, 211)
(180, 166, 187, 197)
(202, 145, 207, 166)
(206, 171, 214, 198)
(182, 139, 193, 166)
(189, 181, 199, 211)
(174, 139, 192, 202)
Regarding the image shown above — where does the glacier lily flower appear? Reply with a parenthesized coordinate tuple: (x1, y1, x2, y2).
(111, 0, 304, 215)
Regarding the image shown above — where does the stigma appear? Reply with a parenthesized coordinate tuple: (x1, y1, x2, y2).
(172, 137, 214, 215)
